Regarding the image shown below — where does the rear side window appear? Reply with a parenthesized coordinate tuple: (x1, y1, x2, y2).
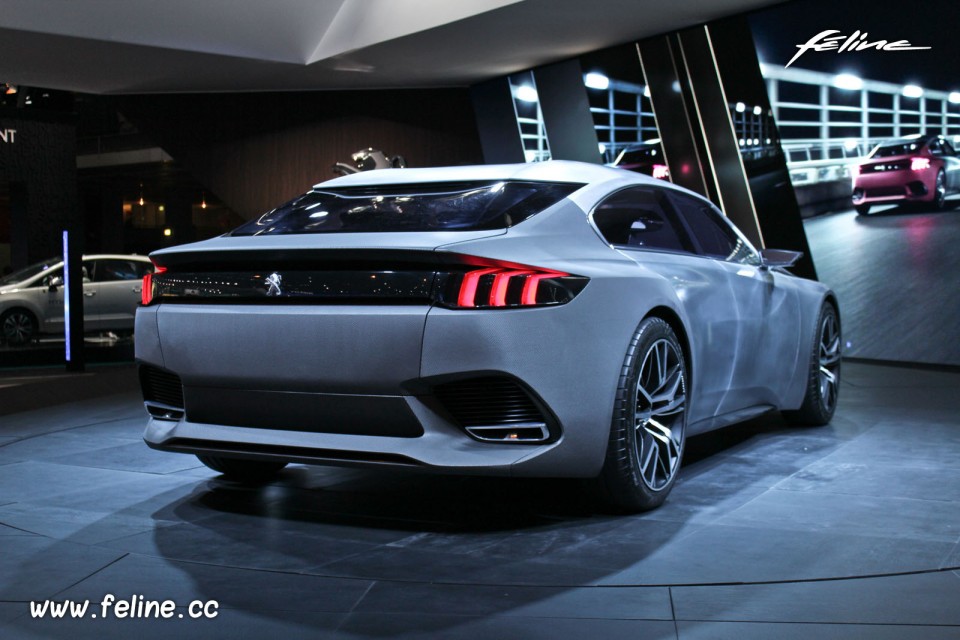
(229, 181, 582, 236)
(668, 192, 760, 265)
(592, 187, 694, 253)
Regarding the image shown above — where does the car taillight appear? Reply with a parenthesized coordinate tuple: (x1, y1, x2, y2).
(652, 164, 670, 180)
(141, 265, 166, 306)
(440, 264, 588, 309)
(911, 157, 931, 171)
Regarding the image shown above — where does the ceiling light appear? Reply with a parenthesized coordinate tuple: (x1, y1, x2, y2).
(515, 85, 538, 103)
(584, 73, 609, 90)
(832, 73, 863, 91)
(735, 102, 746, 113)
(902, 85, 924, 98)
(949, 92, 960, 104)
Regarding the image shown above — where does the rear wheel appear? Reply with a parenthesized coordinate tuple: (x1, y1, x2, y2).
(784, 302, 841, 426)
(934, 169, 947, 210)
(1, 308, 37, 346)
(197, 455, 287, 482)
(599, 317, 687, 512)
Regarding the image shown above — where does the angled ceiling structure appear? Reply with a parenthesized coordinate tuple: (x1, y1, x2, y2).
(0, 0, 780, 94)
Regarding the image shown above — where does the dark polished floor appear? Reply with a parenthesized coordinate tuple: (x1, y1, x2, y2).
(1, 362, 959, 638)
(803, 202, 960, 366)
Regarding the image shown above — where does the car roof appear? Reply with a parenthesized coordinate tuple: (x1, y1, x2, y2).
(878, 134, 939, 146)
(313, 160, 658, 190)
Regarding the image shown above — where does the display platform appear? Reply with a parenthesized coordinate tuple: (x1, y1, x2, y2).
(1, 362, 959, 639)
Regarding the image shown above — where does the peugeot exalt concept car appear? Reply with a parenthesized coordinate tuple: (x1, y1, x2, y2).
(136, 161, 840, 511)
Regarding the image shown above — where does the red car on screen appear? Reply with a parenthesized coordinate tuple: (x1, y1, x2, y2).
(611, 140, 670, 181)
(852, 134, 960, 215)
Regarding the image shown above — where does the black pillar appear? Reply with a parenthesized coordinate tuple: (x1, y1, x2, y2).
(470, 78, 526, 164)
(638, 18, 816, 279)
(533, 60, 601, 163)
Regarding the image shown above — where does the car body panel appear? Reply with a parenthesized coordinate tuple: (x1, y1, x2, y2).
(136, 161, 835, 479)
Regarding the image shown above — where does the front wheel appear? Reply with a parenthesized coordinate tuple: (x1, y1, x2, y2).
(784, 302, 841, 426)
(197, 455, 287, 482)
(1, 308, 37, 346)
(854, 204, 871, 216)
(598, 317, 687, 512)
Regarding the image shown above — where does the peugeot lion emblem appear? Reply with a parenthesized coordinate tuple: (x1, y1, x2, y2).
(265, 272, 282, 297)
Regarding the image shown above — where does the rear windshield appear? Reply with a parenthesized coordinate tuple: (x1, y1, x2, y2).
(229, 181, 582, 236)
(873, 141, 923, 157)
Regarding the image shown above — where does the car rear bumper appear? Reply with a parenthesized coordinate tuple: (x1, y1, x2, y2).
(853, 169, 936, 205)
(136, 285, 633, 477)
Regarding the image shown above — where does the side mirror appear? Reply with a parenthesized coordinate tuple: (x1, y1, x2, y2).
(47, 276, 63, 292)
(759, 248, 803, 270)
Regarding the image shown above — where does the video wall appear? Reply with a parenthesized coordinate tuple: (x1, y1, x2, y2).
(750, 0, 960, 366)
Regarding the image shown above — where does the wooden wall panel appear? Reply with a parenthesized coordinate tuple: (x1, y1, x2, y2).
(120, 90, 484, 219)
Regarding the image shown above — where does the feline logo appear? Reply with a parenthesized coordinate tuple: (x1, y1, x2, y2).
(787, 30, 931, 68)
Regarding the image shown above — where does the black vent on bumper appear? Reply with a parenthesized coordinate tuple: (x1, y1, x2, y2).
(139, 365, 185, 420)
(433, 377, 556, 443)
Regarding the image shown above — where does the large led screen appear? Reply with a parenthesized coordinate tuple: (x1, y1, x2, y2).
(750, 0, 960, 366)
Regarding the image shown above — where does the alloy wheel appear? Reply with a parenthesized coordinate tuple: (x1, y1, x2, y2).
(818, 311, 841, 413)
(634, 338, 685, 491)
(2, 311, 35, 345)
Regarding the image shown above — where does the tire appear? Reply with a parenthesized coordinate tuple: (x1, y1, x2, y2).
(1, 308, 38, 346)
(197, 455, 287, 482)
(784, 302, 841, 427)
(933, 169, 947, 210)
(598, 317, 687, 512)
(854, 204, 871, 216)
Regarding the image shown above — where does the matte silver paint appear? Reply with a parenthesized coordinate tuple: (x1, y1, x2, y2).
(137, 161, 835, 478)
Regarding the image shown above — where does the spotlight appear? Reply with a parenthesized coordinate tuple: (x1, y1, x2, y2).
(584, 72, 609, 90)
(515, 85, 538, 103)
(902, 85, 924, 98)
(832, 73, 863, 91)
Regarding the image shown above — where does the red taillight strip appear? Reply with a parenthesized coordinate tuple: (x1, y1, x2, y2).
(457, 267, 500, 308)
(457, 266, 570, 308)
(141, 265, 167, 306)
(490, 270, 533, 307)
(520, 272, 565, 306)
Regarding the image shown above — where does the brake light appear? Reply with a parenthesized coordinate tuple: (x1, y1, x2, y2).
(443, 264, 587, 309)
(141, 265, 166, 306)
(911, 157, 931, 171)
(652, 164, 670, 180)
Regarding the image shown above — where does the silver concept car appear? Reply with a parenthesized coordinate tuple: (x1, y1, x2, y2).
(136, 161, 840, 511)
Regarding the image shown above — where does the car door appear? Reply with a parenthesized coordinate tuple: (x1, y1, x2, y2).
(667, 192, 802, 410)
(29, 262, 99, 333)
(89, 258, 150, 331)
(591, 187, 742, 424)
